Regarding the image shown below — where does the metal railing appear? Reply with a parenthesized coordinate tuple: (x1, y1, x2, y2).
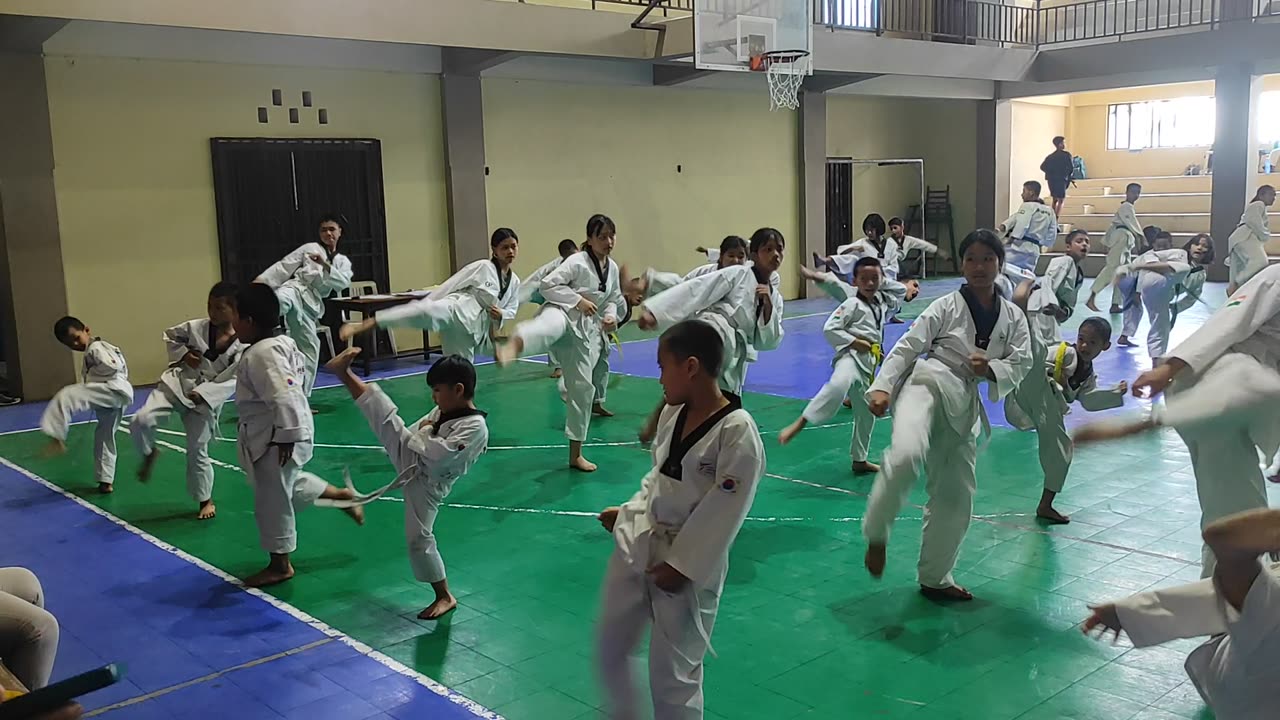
(817, 0, 1278, 45)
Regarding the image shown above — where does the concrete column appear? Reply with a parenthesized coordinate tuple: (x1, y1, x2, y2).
(440, 73, 490, 270)
(0, 51, 75, 400)
(1209, 62, 1260, 282)
(798, 90, 827, 300)
(975, 99, 1012, 231)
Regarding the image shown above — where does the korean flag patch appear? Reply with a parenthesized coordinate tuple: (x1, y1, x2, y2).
(720, 477, 737, 493)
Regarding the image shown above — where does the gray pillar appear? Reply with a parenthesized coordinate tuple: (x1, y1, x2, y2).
(975, 99, 1012, 231)
(1209, 62, 1260, 282)
(798, 90, 827, 300)
(440, 73, 490, 270)
(0, 51, 75, 400)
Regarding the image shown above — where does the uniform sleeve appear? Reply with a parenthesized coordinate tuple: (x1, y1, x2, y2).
(1003, 207, 1026, 237)
(642, 267, 737, 328)
(1074, 374, 1126, 412)
(869, 299, 944, 397)
(1168, 267, 1280, 373)
(1113, 576, 1228, 648)
(877, 278, 908, 312)
(499, 275, 521, 323)
(255, 245, 308, 288)
(602, 263, 623, 325)
(1245, 201, 1271, 241)
(192, 345, 242, 409)
(822, 300, 860, 350)
(163, 321, 194, 365)
(902, 236, 938, 255)
(518, 260, 554, 305)
(666, 418, 764, 587)
(426, 260, 485, 303)
(88, 342, 126, 375)
(753, 284, 785, 352)
(540, 256, 587, 309)
(326, 254, 354, 295)
(1222, 564, 1280, 662)
(986, 304, 1033, 401)
(257, 344, 311, 445)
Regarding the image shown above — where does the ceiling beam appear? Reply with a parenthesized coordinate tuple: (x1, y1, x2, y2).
(652, 64, 714, 86)
(441, 47, 520, 76)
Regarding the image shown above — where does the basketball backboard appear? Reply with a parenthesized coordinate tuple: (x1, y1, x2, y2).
(693, 0, 813, 74)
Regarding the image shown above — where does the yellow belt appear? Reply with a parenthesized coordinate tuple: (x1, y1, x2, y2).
(871, 342, 883, 369)
(1052, 341, 1069, 386)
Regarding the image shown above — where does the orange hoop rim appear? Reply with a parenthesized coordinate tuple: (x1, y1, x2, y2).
(761, 49, 810, 64)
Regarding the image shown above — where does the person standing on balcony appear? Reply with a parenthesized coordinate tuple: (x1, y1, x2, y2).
(1041, 136, 1074, 217)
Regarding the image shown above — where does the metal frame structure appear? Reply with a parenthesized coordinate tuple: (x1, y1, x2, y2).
(826, 157, 931, 276)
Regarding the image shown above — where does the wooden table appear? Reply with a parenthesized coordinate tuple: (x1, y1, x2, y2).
(329, 292, 441, 377)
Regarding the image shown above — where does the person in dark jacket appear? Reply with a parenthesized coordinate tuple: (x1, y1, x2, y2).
(1041, 136, 1074, 217)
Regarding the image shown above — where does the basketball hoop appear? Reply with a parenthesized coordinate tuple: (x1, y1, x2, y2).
(751, 50, 809, 111)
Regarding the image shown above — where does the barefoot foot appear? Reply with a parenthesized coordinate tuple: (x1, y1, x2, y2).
(592, 403, 614, 417)
(244, 566, 295, 588)
(842, 397, 852, 409)
(138, 450, 159, 483)
(1036, 505, 1071, 524)
(920, 584, 973, 602)
(1085, 298, 1100, 312)
(417, 595, 458, 620)
(1116, 336, 1135, 347)
(97, 482, 114, 494)
(550, 367, 562, 378)
(343, 505, 366, 526)
(851, 460, 880, 474)
(324, 346, 362, 372)
(42, 439, 67, 458)
(865, 543, 886, 578)
(197, 500, 217, 520)
(1108, 306, 1122, 315)
(496, 338, 521, 366)
(570, 456, 598, 473)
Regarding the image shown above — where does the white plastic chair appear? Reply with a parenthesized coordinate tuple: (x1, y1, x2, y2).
(343, 280, 397, 354)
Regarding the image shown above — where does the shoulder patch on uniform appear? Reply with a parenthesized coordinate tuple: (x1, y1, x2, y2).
(720, 477, 737, 493)
(1226, 296, 1247, 307)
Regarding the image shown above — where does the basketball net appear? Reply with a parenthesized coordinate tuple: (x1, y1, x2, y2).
(754, 51, 809, 112)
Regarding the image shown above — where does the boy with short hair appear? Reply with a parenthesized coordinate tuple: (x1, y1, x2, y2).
(1087, 182, 1144, 312)
(779, 257, 905, 475)
(596, 319, 764, 720)
(41, 317, 134, 494)
(327, 348, 489, 620)
(131, 281, 243, 519)
(233, 284, 362, 588)
(1005, 282, 1126, 524)
(999, 180, 1059, 286)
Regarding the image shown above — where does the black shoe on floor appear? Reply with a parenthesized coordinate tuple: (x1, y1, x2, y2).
(0, 393, 21, 407)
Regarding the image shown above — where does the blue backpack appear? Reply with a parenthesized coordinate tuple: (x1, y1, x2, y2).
(1071, 155, 1087, 180)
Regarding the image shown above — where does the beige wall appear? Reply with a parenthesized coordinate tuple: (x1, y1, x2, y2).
(1010, 100, 1066, 209)
(44, 54, 450, 382)
(827, 96, 979, 248)
(1065, 77, 1280, 179)
(484, 78, 802, 298)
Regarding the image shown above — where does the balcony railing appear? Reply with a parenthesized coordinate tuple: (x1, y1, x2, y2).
(816, 0, 1278, 45)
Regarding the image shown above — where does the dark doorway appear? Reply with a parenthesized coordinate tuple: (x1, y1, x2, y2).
(825, 159, 853, 255)
(210, 138, 391, 358)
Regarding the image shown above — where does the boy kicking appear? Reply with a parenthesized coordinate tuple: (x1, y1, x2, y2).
(42, 317, 134, 494)
(327, 348, 489, 619)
